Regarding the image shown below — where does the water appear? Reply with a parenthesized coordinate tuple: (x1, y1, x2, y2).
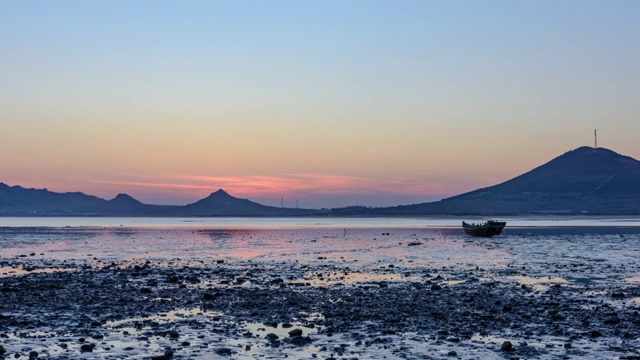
(1, 215, 640, 228)
(2, 216, 640, 359)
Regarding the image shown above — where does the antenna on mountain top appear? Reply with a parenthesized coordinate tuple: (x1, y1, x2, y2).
(594, 129, 598, 148)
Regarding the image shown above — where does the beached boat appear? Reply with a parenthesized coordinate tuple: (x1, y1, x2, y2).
(462, 220, 506, 237)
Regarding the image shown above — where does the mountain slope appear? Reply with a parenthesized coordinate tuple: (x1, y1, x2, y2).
(184, 189, 313, 216)
(368, 147, 640, 215)
(0, 184, 318, 216)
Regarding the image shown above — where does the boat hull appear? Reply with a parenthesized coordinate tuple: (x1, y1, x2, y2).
(462, 221, 506, 237)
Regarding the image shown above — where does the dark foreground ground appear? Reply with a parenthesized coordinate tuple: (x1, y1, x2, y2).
(2, 226, 640, 359)
(1, 257, 640, 359)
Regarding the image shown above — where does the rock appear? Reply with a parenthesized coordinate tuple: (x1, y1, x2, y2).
(0, 345, 5, 355)
(590, 330, 603, 337)
(501, 341, 513, 352)
(203, 292, 220, 300)
(80, 343, 96, 352)
(503, 305, 512, 312)
(29, 350, 39, 359)
(181, 341, 190, 346)
(215, 348, 234, 356)
(604, 317, 620, 325)
(266, 333, 279, 341)
(152, 347, 174, 360)
(290, 335, 312, 346)
(168, 330, 180, 338)
(431, 284, 442, 291)
(288, 328, 303, 337)
(611, 292, 625, 298)
(448, 350, 457, 356)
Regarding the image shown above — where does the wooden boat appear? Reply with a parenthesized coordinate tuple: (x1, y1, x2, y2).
(462, 220, 506, 237)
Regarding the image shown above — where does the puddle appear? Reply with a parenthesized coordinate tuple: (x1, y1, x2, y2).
(106, 308, 223, 327)
(0, 266, 77, 277)
(507, 276, 568, 291)
(288, 272, 418, 286)
(443, 280, 465, 286)
(243, 321, 318, 338)
(624, 276, 640, 283)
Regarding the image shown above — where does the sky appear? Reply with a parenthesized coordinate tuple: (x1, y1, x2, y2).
(1, 1, 639, 209)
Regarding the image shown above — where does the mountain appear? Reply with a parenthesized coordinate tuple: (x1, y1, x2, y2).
(0, 184, 317, 216)
(3, 146, 640, 216)
(366, 146, 640, 215)
(184, 189, 315, 216)
(0, 183, 106, 215)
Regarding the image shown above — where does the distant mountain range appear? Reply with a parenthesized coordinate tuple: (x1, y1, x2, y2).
(2, 146, 640, 216)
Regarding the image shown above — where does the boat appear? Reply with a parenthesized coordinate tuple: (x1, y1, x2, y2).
(462, 220, 506, 237)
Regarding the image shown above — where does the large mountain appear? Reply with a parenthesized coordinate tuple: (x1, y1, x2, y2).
(369, 146, 640, 215)
(0, 184, 317, 216)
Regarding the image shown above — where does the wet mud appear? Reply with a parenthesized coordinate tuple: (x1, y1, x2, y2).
(1, 227, 640, 359)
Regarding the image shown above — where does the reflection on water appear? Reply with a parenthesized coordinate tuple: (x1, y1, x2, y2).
(0, 266, 76, 277)
(288, 272, 417, 287)
(508, 276, 568, 291)
(106, 308, 223, 327)
(1, 216, 640, 229)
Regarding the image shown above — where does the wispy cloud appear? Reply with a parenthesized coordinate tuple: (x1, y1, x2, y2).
(6, 172, 487, 207)
(86, 172, 474, 198)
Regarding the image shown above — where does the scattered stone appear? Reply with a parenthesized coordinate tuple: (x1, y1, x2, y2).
(203, 292, 220, 300)
(80, 343, 96, 352)
(215, 348, 234, 356)
(501, 341, 513, 352)
(288, 328, 303, 337)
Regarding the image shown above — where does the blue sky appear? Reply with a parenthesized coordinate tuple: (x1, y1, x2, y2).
(2, 1, 639, 208)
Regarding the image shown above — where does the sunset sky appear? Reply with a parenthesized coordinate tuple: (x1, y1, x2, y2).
(2, 1, 639, 208)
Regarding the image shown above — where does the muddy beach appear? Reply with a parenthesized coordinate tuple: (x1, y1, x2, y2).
(1, 221, 640, 359)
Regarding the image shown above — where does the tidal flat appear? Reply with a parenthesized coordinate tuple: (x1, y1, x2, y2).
(1, 219, 640, 359)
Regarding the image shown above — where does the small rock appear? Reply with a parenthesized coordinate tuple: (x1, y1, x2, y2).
(288, 329, 303, 337)
(80, 343, 96, 352)
(501, 341, 513, 352)
(448, 350, 457, 356)
(266, 333, 279, 341)
(168, 330, 180, 338)
(590, 330, 603, 337)
(611, 292, 625, 298)
(151, 347, 174, 360)
(215, 348, 234, 356)
(604, 317, 620, 325)
(290, 335, 312, 346)
(29, 351, 38, 359)
(203, 292, 219, 300)
(431, 284, 442, 291)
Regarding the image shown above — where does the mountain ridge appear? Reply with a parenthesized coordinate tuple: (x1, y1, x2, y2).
(2, 146, 640, 216)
